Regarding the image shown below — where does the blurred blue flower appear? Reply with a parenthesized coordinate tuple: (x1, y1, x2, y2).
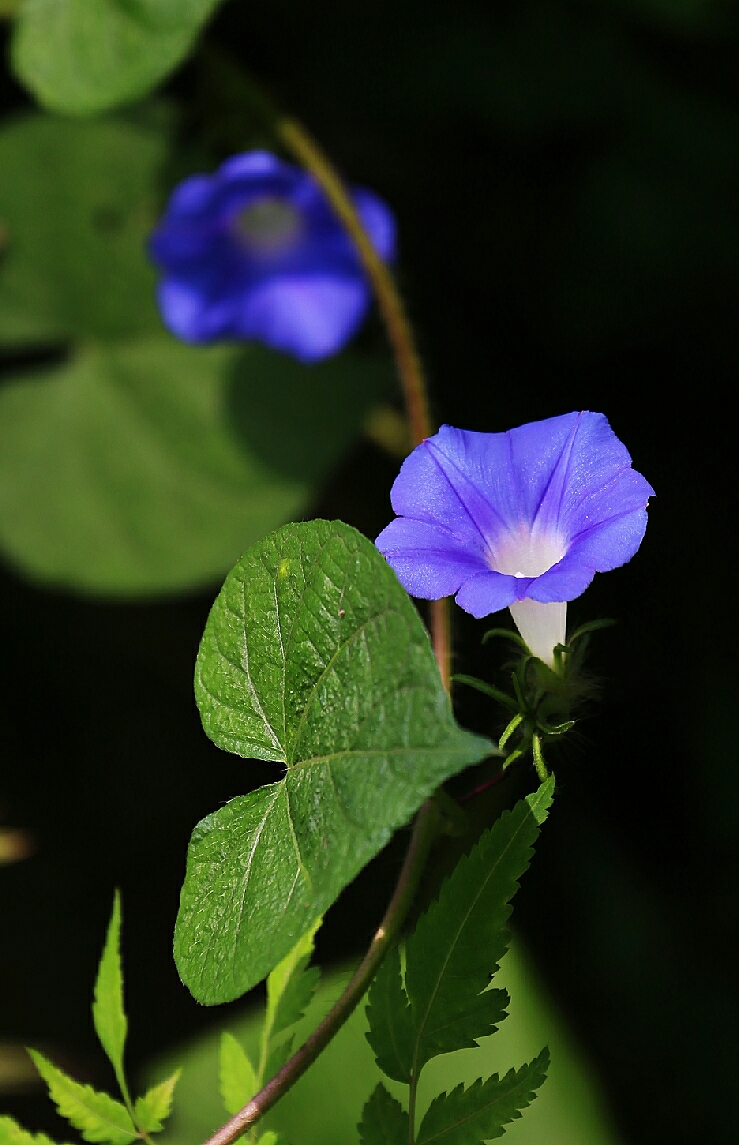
(376, 412, 654, 664)
(148, 151, 395, 362)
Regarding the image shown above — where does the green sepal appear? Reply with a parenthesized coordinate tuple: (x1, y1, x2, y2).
(416, 1049, 549, 1145)
(452, 675, 518, 713)
(481, 629, 529, 652)
(358, 1084, 409, 1145)
(27, 1051, 136, 1145)
(133, 1071, 180, 1135)
(566, 618, 616, 644)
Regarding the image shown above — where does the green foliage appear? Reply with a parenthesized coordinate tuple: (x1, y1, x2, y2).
(0, 113, 164, 344)
(364, 783, 553, 1143)
(364, 946, 415, 1083)
(219, 919, 321, 1117)
(134, 1072, 182, 1134)
(27, 1051, 136, 1145)
(11, 0, 224, 115)
(0, 338, 390, 594)
(22, 895, 178, 1145)
(149, 940, 624, 1145)
(0, 1119, 71, 1145)
(415, 1053, 550, 1145)
(93, 891, 129, 1104)
(175, 520, 492, 1005)
(0, 338, 301, 594)
(359, 1085, 409, 1145)
(260, 917, 322, 1079)
(219, 1033, 258, 1116)
(0, 111, 390, 595)
(405, 781, 553, 1071)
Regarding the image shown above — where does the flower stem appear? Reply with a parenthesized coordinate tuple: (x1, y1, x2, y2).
(201, 797, 445, 1145)
(276, 117, 432, 448)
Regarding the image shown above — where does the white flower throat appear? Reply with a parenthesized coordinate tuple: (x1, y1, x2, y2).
(487, 526, 567, 666)
(233, 196, 302, 254)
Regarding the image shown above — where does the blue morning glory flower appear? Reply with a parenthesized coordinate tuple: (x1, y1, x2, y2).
(148, 151, 396, 362)
(376, 412, 654, 665)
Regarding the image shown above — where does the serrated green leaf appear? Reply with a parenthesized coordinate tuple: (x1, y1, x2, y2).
(11, 0, 224, 116)
(92, 892, 128, 1102)
(404, 779, 554, 1072)
(0, 339, 388, 595)
(0, 113, 165, 344)
(416, 1049, 549, 1145)
(365, 946, 414, 1083)
(175, 520, 492, 1004)
(219, 1034, 257, 1116)
(133, 1070, 180, 1134)
(261, 919, 321, 1080)
(359, 1084, 409, 1145)
(0, 1115, 71, 1145)
(27, 1051, 136, 1145)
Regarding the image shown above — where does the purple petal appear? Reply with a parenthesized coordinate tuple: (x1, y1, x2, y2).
(390, 419, 588, 556)
(388, 431, 508, 556)
(533, 411, 654, 539)
(566, 506, 650, 573)
(376, 517, 488, 598)
(454, 571, 525, 617)
(352, 188, 397, 262)
(239, 274, 369, 361)
(166, 174, 215, 216)
(156, 278, 232, 342)
(525, 555, 596, 603)
(563, 467, 655, 543)
(525, 505, 650, 602)
(218, 151, 289, 181)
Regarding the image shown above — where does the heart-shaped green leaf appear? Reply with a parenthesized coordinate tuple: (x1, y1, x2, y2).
(175, 520, 492, 1004)
(11, 0, 224, 116)
(0, 338, 389, 594)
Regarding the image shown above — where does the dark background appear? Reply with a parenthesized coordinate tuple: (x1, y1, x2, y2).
(2, 2, 737, 1142)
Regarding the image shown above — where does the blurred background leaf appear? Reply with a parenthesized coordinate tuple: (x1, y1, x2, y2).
(0, 113, 165, 344)
(0, 340, 390, 594)
(10, 0, 225, 116)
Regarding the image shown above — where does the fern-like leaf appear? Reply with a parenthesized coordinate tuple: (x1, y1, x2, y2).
(133, 1070, 180, 1134)
(405, 780, 554, 1071)
(92, 892, 128, 1103)
(27, 1050, 136, 1145)
(219, 1033, 257, 1115)
(416, 1050, 549, 1145)
(0, 1116, 72, 1145)
(359, 1084, 409, 1145)
(365, 946, 414, 1083)
(260, 918, 321, 1080)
